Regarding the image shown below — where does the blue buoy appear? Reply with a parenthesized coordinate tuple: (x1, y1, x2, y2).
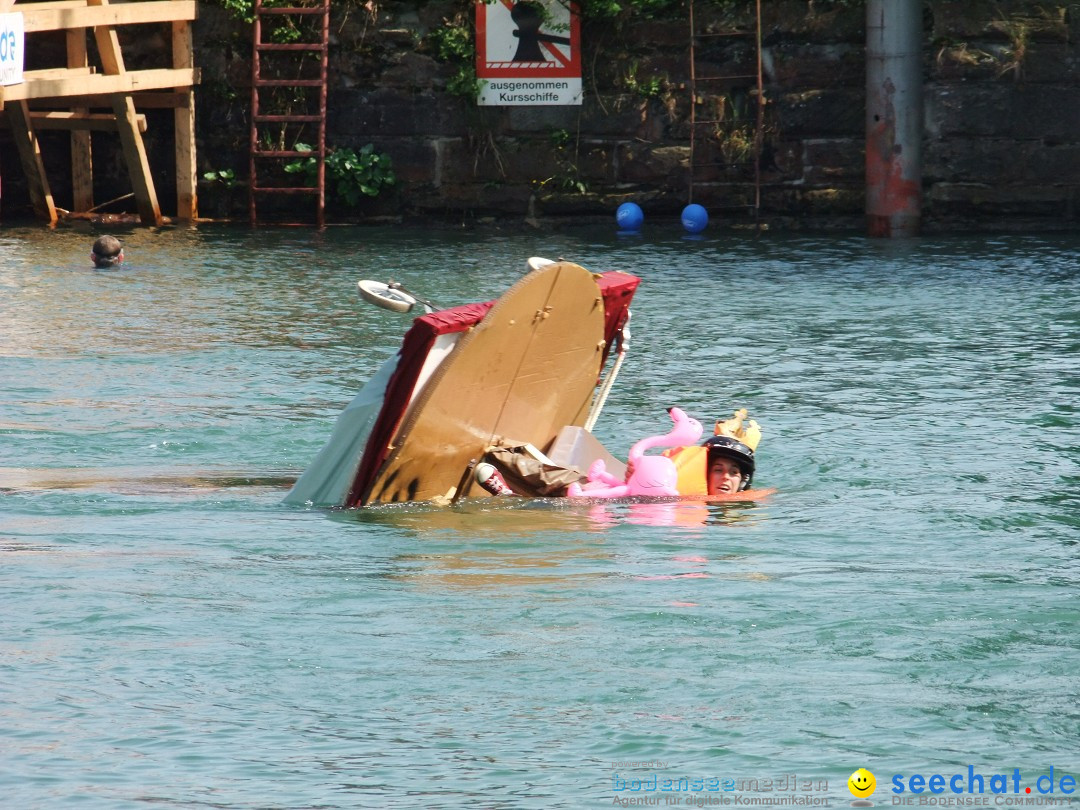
(616, 202, 644, 232)
(681, 203, 708, 234)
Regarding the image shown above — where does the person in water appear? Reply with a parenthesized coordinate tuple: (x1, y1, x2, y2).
(702, 435, 756, 495)
(91, 235, 124, 268)
(477, 429, 759, 498)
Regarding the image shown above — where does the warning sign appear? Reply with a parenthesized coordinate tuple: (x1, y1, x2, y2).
(475, 1, 581, 106)
(0, 12, 24, 87)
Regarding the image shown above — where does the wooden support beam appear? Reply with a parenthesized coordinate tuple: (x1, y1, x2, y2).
(67, 27, 94, 212)
(0, 85, 5, 226)
(11, 0, 88, 7)
(111, 93, 161, 225)
(89, 0, 162, 226)
(2, 68, 196, 102)
(26, 92, 191, 109)
(0, 110, 148, 131)
(21, 1, 197, 33)
(5, 101, 59, 225)
(21, 66, 95, 80)
(173, 19, 197, 220)
(3, 0, 201, 224)
(91, 3, 125, 74)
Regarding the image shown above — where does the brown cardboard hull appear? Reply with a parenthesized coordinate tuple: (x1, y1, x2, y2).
(363, 261, 609, 506)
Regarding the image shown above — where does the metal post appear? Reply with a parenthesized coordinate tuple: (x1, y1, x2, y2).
(753, 0, 763, 228)
(865, 0, 922, 237)
(316, 0, 328, 229)
(249, 0, 262, 226)
(688, 0, 697, 205)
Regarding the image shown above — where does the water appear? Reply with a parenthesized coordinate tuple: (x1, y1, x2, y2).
(2, 224, 1078, 809)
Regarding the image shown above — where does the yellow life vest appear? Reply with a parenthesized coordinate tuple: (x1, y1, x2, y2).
(661, 445, 710, 496)
(662, 409, 761, 497)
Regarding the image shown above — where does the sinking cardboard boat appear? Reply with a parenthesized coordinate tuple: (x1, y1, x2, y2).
(285, 261, 639, 508)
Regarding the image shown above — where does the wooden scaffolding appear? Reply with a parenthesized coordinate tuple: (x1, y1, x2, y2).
(0, 0, 199, 226)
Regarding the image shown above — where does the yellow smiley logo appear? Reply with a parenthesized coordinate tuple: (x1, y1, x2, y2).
(848, 768, 877, 798)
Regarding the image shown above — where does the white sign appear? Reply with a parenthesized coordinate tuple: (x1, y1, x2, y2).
(475, 1, 581, 106)
(0, 12, 24, 86)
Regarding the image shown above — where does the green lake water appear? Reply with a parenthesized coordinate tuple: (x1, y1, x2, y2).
(1, 224, 1078, 809)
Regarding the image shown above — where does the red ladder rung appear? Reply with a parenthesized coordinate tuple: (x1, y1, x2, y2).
(257, 7, 326, 15)
(253, 78, 324, 87)
(253, 114, 323, 123)
(694, 74, 758, 82)
(250, 0, 329, 227)
(255, 43, 327, 52)
(252, 186, 321, 194)
(252, 149, 319, 158)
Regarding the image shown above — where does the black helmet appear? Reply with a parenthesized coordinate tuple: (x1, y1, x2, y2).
(702, 435, 755, 490)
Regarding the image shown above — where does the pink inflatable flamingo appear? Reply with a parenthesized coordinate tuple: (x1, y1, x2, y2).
(567, 407, 703, 498)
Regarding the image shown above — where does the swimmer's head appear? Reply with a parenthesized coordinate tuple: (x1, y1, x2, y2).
(702, 435, 755, 492)
(91, 235, 123, 268)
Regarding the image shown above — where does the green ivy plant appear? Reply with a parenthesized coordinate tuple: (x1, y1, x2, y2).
(621, 60, 667, 99)
(425, 16, 484, 99)
(206, 0, 316, 42)
(202, 168, 238, 189)
(533, 127, 587, 195)
(284, 143, 396, 207)
(566, 0, 685, 21)
(210, 0, 255, 24)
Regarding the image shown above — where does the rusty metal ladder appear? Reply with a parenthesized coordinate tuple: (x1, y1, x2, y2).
(248, 0, 329, 227)
(687, 0, 764, 222)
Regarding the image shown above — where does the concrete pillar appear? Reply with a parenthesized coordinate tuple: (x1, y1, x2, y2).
(866, 0, 922, 237)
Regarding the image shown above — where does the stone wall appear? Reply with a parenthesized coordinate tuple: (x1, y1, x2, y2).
(3, 0, 1080, 231)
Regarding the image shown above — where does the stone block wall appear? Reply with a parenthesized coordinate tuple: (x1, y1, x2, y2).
(923, 0, 1080, 228)
(2, 0, 1080, 231)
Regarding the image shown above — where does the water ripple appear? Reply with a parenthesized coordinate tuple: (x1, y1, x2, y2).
(2, 226, 1079, 807)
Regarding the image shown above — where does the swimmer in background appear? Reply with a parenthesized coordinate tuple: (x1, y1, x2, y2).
(91, 235, 124, 268)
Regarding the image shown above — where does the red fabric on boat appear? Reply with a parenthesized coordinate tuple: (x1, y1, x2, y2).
(594, 272, 639, 365)
(347, 272, 640, 507)
(414, 301, 496, 337)
(345, 301, 494, 507)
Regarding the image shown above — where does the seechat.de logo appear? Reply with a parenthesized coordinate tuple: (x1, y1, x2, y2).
(849, 768, 878, 806)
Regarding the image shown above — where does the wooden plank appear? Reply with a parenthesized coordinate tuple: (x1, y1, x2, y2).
(5, 101, 59, 225)
(0, 110, 148, 131)
(4, 0, 200, 223)
(13, 0, 96, 9)
(173, 20, 196, 220)
(364, 263, 606, 505)
(111, 93, 161, 225)
(67, 28, 94, 212)
(12, 0, 87, 6)
(89, 0, 127, 75)
(1, 68, 196, 101)
(22, 1, 198, 33)
(26, 92, 190, 109)
(89, 0, 162, 226)
(22, 67, 96, 80)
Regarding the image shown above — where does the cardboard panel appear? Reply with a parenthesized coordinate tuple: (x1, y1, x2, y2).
(365, 262, 605, 505)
